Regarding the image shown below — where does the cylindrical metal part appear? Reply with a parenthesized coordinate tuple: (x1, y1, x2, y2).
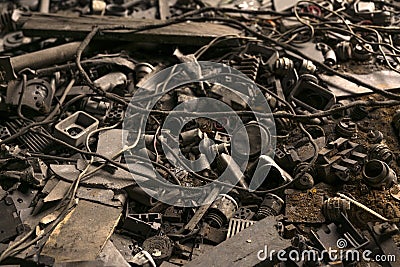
(353, 43, 373, 61)
(369, 144, 394, 164)
(335, 118, 357, 138)
(298, 59, 316, 75)
(3, 31, 25, 51)
(373, 10, 393, 26)
(255, 193, 284, 220)
(350, 106, 368, 121)
(11, 42, 82, 72)
(92, 0, 106, 15)
(336, 41, 352, 61)
(367, 130, 384, 144)
(231, 121, 271, 159)
(248, 154, 293, 191)
(323, 197, 351, 222)
(83, 97, 110, 116)
(362, 160, 397, 189)
(324, 49, 337, 67)
(330, 103, 346, 119)
(293, 172, 314, 190)
(135, 62, 154, 83)
(180, 128, 203, 146)
(205, 194, 238, 228)
(274, 57, 294, 76)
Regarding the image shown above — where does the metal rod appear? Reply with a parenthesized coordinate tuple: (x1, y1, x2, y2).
(337, 193, 389, 222)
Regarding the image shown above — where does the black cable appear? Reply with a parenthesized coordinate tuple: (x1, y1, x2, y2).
(76, 25, 100, 87)
(182, 16, 400, 101)
(16, 74, 33, 122)
(60, 94, 94, 113)
(96, 11, 400, 105)
(122, 154, 182, 186)
(126, 91, 400, 121)
(31, 129, 148, 175)
(31, 128, 182, 188)
(28, 154, 78, 162)
(177, 6, 291, 18)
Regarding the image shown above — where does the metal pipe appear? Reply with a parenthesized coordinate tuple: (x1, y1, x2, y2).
(11, 42, 82, 73)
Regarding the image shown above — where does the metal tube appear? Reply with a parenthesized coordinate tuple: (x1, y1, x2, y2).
(11, 42, 81, 73)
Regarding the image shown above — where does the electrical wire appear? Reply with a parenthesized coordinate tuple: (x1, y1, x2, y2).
(67, 13, 400, 105)
(64, 122, 122, 208)
(16, 74, 34, 122)
(194, 35, 254, 59)
(4, 4, 400, 260)
(180, 16, 400, 102)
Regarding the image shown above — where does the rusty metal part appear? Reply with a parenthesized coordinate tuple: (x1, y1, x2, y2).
(255, 193, 284, 220)
(205, 194, 238, 228)
(316, 138, 367, 184)
(369, 144, 394, 164)
(362, 160, 397, 189)
(142, 235, 174, 265)
(322, 197, 351, 222)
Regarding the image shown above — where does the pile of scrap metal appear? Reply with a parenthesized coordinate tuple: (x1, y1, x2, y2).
(0, 0, 400, 266)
